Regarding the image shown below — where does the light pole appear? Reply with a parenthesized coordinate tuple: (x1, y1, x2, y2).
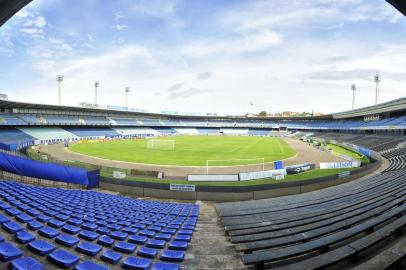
(125, 87, 130, 107)
(56, 75, 63, 105)
(94, 81, 100, 106)
(351, 84, 356, 110)
(374, 74, 380, 105)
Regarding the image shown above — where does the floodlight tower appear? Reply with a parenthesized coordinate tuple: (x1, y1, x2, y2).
(374, 74, 380, 105)
(125, 87, 130, 107)
(351, 84, 356, 110)
(56, 75, 63, 105)
(94, 81, 100, 106)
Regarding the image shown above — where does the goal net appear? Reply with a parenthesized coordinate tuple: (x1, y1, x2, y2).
(205, 158, 265, 174)
(146, 139, 175, 150)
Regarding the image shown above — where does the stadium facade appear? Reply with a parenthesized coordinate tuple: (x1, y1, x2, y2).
(0, 97, 405, 150)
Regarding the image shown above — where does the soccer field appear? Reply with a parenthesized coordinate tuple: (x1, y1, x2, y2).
(69, 136, 296, 166)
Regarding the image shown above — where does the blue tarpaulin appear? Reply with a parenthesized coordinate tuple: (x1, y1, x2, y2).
(0, 152, 99, 189)
(356, 146, 372, 158)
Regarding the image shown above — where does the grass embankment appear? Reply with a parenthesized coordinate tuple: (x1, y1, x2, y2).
(327, 143, 370, 164)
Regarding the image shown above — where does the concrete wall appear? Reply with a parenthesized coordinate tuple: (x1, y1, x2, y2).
(99, 157, 382, 202)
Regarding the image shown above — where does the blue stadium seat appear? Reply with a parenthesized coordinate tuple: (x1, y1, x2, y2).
(81, 222, 98, 231)
(128, 235, 147, 244)
(155, 233, 171, 241)
(28, 240, 56, 255)
(48, 219, 65, 228)
(139, 230, 155, 238)
(137, 246, 157, 258)
(16, 213, 33, 223)
(174, 234, 191, 242)
(122, 227, 138, 235)
(148, 226, 162, 232)
(38, 226, 60, 238)
(27, 221, 44, 231)
(97, 235, 114, 247)
(168, 241, 188, 251)
(167, 225, 179, 230)
(75, 261, 109, 270)
(26, 208, 40, 217)
(0, 242, 22, 261)
(15, 230, 35, 244)
(160, 250, 185, 262)
(78, 230, 99, 241)
(100, 249, 122, 264)
(67, 218, 83, 226)
(0, 180, 198, 268)
(110, 231, 128, 240)
(62, 224, 81, 235)
(0, 203, 11, 211)
(36, 215, 51, 223)
(133, 223, 146, 230)
(0, 214, 10, 224)
(10, 257, 44, 270)
(161, 229, 176, 235)
(6, 207, 22, 216)
(55, 234, 80, 247)
(107, 224, 121, 231)
(96, 227, 110, 235)
(48, 249, 80, 268)
(83, 217, 96, 223)
(113, 241, 136, 254)
(178, 229, 193, 235)
(76, 242, 102, 256)
(151, 262, 180, 270)
(2, 221, 24, 234)
(146, 239, 165, 249)
(122, 256, 151, 270)
(55, 214, 69, 221)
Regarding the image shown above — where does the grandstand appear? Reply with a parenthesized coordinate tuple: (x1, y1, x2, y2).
(0, 180, 198, 269)
(0, 98, 405, 269)
(0, 1, 406, 269)
(0, 97, 405, 150)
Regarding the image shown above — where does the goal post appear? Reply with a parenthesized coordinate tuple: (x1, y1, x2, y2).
(146, 139, 175, 150)
(205, 158, 265, 174)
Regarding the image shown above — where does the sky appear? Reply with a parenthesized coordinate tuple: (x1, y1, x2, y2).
(0, 0, 405, 116)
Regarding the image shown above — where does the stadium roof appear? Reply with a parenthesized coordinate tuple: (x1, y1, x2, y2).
(0, 0, 32, 27)
(386, 0, 406, 16)
(0, 99, 332, 121)
(333, 97, 406, 119)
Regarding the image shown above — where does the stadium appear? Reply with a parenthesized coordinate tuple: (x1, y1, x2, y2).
(0, 0, 406, 269)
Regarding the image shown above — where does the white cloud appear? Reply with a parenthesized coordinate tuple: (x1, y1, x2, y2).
(129, 0, 182, 27)
(168, 88, 213, 99)
(111, 24, 128, 31)
(23, 16, 46, 28)
(114, 12, 125, 21)
(3, 0, 406, 115)
(20, 28, 45, 36)
(55, 45, 156, 75)
(197, 72, 212, 80)
(35, 60, 57, 71)
(167, 83, 184, 92)
(182, 29, 282, 57)
(28, 38, 73, 62)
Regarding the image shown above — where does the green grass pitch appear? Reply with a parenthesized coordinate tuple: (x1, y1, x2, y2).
(69, 136, 296, 166)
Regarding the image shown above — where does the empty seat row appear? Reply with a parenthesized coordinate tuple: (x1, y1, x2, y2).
(217, 135, 406, 269)
(0, 180, 199, 269)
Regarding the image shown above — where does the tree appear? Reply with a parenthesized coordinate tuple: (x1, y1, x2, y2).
(258, 111, 267, 117)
